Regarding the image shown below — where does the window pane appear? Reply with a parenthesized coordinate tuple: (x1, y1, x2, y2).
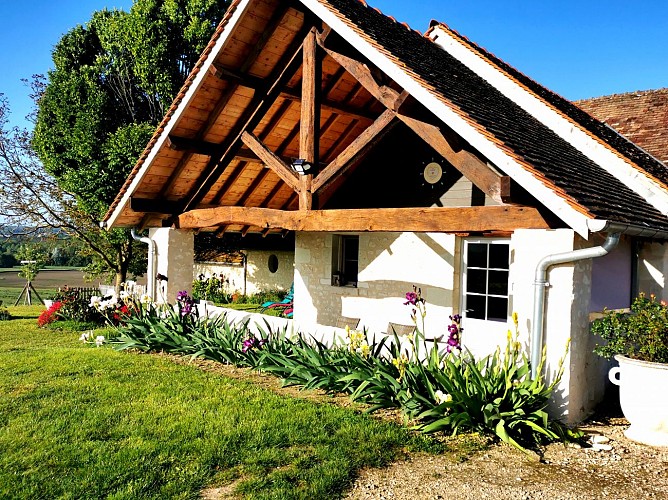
(488, 270, 509, 296)
(466, 294, 486, 319)
(489, 244, 509, 269)
(467, 269, 487, 294)
(487, 297, 508, 321)
(467, 243, 487, 268)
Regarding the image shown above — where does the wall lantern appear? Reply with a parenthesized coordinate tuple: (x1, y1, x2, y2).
(291, 158, 313, 175)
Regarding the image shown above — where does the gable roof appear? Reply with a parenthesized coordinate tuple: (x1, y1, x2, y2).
(103, 0, 668, 238)
(575, 88, 668, 166)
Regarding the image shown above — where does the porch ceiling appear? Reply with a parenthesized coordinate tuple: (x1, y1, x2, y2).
(104, 0, 518, 236)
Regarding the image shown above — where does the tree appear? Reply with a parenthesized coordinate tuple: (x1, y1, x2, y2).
(28, 0, 229, 287)
(0, 95, 146, 285)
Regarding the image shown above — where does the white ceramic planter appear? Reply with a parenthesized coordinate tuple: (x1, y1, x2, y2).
(609, 354, 668, 447)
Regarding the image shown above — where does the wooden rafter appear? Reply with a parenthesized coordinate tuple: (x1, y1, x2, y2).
(241, 131, 300, 191)
(312, 108, 396, 194)
(176, 206, 549, 232)
(316, 34, 511, 205)
(179, 20, 313, 215)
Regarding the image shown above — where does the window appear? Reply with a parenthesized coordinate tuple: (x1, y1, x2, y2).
(463, 241, 509, 322)
(332, 235, 359, 287)
(268, 254, 279, 273)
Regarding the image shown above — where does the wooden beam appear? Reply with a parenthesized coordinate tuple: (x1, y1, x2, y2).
(312, 109, 396, 193)
(208, 63, 265, 89)
(130, 198, 181, 214)
(317, 34, 401, 110)
(176, 206, 549, 232)
(167, 135, 221, 156)
(241, 131, 300, 191)
(396, 113, 508, 205)
(299, 28, 320, 211)
(180, 21, 312, 214)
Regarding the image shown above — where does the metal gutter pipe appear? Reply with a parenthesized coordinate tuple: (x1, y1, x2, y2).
(530, 229, 621, 379)
(131, 229, 156, 301)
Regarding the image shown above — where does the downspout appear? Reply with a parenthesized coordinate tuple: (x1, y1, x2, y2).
(131, 229, 156, 301)
(530, 231, 621, 379)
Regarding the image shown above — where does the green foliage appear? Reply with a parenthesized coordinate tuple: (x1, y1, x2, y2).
(192, 273, 230, 303)
(0, 302, 10, 321)
(33, 0, 230, 215)
(30, 1, 229, 283)
(591, 293, 668, 364)
(110, 304, 577, 452)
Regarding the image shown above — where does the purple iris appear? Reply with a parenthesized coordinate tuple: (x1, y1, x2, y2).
(404, 291, 419, 306)
(242, 336, 268, 353)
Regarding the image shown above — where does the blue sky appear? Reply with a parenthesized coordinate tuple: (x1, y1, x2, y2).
(1, 0, 667, 130)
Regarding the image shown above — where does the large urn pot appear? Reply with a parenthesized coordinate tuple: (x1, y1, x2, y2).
(609, 355, 668, 447)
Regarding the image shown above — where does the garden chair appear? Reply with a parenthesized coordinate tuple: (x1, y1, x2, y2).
(260, 284, 293, 312)
(385, 322, 415, 337)
(335, 316, 360, 330)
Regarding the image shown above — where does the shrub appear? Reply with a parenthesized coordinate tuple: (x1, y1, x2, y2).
(0, 303, 11, 321)
(591, 292, 668, 364)
(192, 274, 230, 303)
(52, 288, 104, 324)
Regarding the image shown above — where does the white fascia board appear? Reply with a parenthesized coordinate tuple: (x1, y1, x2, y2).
(430, 25, 668, 216)
(299, 0, 592, 238)
(105, 0, 254, 229)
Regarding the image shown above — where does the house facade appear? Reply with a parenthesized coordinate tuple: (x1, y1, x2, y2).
(102, 0, 668, 423)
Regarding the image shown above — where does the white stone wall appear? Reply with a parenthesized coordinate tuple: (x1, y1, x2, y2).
(294, 232, 458, 336)
(150, 228, 194, 304)
(511, 229, 612, 423)
(194, 250, 294, 296)
(291, 228, 617, 423)
(638, 241, 668, 300)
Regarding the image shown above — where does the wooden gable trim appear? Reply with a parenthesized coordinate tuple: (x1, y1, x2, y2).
(175, 205, 549, 232)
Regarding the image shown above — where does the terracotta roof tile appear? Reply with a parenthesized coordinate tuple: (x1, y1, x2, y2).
(575, 89, 668, 166)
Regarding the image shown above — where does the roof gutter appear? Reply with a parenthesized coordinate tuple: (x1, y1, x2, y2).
(530, 219, 668, 379)
(131, 229, 156, 301)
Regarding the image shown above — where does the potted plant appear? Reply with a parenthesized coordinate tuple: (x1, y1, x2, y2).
(591, 293, 668, 446)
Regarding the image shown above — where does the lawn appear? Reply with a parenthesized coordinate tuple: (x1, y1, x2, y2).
(0, 306, 474, 499)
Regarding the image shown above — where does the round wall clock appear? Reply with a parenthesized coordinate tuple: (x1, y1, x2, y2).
(420, 159, 446, 190)
(423, 161, 443, 184)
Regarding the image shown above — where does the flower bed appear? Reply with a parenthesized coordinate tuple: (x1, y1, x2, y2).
(100, 288, 578, 453)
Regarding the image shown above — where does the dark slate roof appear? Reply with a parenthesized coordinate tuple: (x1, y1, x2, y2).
(576, 89, 668, 166)
(321, 0, 668, 232)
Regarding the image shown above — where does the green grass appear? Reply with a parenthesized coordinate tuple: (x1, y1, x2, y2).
(0, 307, 476, 499)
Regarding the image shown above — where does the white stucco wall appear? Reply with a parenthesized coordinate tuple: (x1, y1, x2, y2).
(294, 232, 458, 337)
(638, 241, 668, 300)
(150, 228, 194, 304)
(511, 229, 612, 423)
(194, 250, 294, 296)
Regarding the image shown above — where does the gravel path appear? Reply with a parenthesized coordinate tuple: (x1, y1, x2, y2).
(346, 417, 668, 499)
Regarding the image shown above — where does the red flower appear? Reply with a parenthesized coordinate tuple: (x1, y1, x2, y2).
(37, 301, 63, 328)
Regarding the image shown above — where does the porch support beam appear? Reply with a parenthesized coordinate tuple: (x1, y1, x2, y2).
(312, 108, 396, 194)
(176, 206, 549, 232)
(240, 131, 300, 191)
(298, 27, 321, 210)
